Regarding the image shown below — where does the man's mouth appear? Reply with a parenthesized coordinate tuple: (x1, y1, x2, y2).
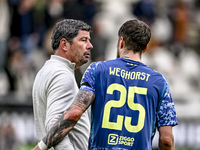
(84, 52, 90, 58)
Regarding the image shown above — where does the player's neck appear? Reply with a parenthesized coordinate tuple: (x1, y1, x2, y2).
(123, 52, 141, 62)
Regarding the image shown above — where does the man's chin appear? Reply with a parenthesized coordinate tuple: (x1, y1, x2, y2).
(75, 60, 88, 69)
(82, 59, 89, 64)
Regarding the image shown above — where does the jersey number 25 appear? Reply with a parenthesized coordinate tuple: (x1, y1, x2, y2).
(102, 83, 147, 133)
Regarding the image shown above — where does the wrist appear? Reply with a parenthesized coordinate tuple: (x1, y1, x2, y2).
(38, 140, 48, 150)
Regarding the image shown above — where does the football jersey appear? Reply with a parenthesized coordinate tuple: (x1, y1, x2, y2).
(80, 57, 178, 150)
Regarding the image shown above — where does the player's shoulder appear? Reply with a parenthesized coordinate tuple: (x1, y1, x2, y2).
(92, 59, 120, 72)
(143, 63, 163, 76)
(94, 58, 121, 67)
(89, 59, 115, 68)
(143, 65, 168, 83)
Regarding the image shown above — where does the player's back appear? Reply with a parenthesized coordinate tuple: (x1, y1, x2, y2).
(89, 57, 166, 150)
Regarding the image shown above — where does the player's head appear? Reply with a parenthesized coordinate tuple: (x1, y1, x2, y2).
(117, 19, 151, 57)
(51, 19, 92, 52)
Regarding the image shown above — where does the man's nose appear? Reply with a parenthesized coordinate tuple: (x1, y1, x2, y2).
(88, 41, 93, 49)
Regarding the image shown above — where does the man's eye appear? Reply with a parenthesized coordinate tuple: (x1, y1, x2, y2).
(81, 39, 86, 42)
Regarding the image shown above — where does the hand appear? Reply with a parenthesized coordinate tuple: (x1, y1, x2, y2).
(32, 145, 41, 150)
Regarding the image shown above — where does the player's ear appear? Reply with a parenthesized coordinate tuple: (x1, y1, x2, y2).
(60, 38, 70, 52)
(120, 37, 125, 49)
(143, 45, 148, 53)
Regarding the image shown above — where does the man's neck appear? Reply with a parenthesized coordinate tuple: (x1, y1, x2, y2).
(123, 52, 141, 62)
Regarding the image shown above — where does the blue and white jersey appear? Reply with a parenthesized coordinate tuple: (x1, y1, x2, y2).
(80, 57, 178, 150)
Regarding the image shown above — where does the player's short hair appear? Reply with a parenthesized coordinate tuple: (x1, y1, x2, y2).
(118, 19, 151, 53)
(51, 19, 92, 51)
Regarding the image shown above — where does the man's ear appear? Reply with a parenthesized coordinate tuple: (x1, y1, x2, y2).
(143, 45, 148, 53)
(60, 38, 70, 52)
(120, 37, 125, 49)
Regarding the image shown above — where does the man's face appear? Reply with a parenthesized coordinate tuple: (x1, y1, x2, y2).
(69, 30, 93, 68)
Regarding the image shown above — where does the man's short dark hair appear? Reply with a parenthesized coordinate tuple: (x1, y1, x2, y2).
(51, 19, 92, 51)
(118, 19, 151, 53)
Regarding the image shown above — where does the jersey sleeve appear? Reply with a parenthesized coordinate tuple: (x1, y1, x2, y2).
(156, 75, 178, 127)
(80, 62, 100, 94)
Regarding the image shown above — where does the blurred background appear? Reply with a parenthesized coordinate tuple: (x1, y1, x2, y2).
(0, 0, 199, 149)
